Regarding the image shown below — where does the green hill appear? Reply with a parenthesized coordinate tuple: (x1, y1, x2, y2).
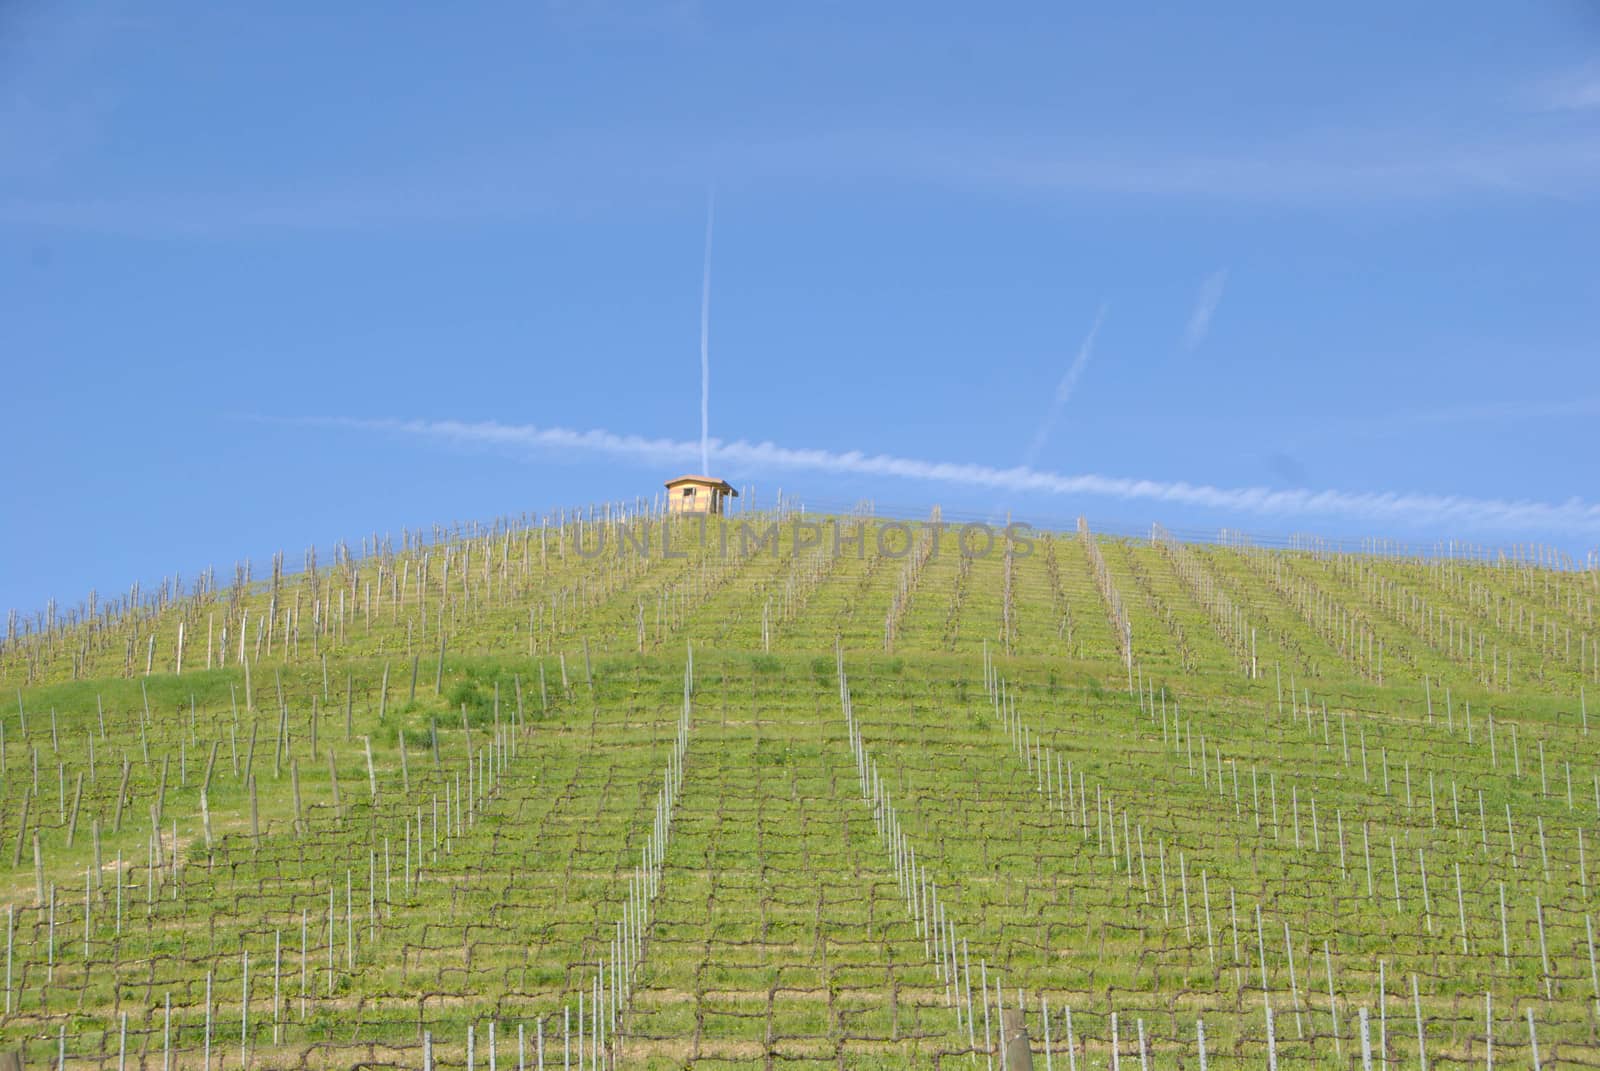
(0, 508, 1595, 1068)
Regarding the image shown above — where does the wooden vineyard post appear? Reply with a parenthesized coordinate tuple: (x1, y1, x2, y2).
(398, 730, 410, 791)
(112, 759, 130, 833)
(1001, 1000, 1033, 1070)
(66, 773, 82, 847)
(435, 634, 446, 696)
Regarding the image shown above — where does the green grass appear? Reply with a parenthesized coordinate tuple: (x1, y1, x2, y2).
(0, 512, 1595, 1067)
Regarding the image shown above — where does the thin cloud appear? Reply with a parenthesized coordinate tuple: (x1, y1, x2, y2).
(1023, 301, 1106, 466)
(1530, 66, 1600, 111)
(1282, 396, 1600, 451)
(8, 124, 1600, 239)
(724, 127, 1600, 202)
(0, 182, 557, 236)
(1391, 396, 1600, 427)
(1184, 269, 1228, 351)
(301, 415, 1600, 534)
(699, 191, 714, 474)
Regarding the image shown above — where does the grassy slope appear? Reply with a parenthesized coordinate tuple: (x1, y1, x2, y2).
(0, 512, 1596, 1067)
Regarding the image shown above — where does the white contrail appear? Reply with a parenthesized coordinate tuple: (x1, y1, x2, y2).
(699, 192, 714, 475)
(1184, 269, 1228, 350)
(1023, 301, 1107, 467)
(303, 416, 1600, 534)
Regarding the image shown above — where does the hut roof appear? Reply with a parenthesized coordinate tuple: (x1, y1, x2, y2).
(664, 475, 738, 495)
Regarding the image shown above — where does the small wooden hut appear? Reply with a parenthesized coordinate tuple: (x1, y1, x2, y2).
(664, 475, 738, 515)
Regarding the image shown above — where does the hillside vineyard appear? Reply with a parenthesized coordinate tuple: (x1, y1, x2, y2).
(1, 506, 1597, 1068)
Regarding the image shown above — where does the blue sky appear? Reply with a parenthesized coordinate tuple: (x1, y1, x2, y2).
(4, 2, 1600, 615)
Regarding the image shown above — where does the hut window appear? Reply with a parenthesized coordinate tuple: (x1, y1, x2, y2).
(682, 487, 695, 497)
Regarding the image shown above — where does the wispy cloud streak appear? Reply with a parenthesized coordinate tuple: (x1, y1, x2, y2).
(302, 416, 1600, 533)
(1531, 66, 1600, 111)
(1277, 396, 1600, 452)
(9, 128, 1600, 238)
(1184, 269, 1228, 350)
(1023, 301, 1106, 466)
(699, 191, 714, 474)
